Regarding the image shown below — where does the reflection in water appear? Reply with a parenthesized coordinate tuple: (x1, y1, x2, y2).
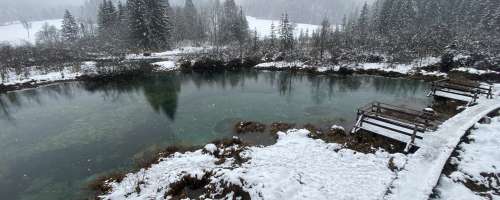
(143, 75, 181, 120)
(0, 71, 430, 200)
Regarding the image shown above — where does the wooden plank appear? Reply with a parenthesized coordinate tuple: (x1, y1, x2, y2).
(364, 114, 427, 132)
(362, 119, 424, 140)
(360, 123, 425, 147)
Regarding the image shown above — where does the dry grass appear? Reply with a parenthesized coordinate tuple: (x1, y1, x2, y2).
(134, 145, 202, 170)
(87, 171, 127, 199)
(165, 171, 251, 200)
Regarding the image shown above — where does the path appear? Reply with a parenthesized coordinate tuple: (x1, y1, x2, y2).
(385, 85, 500, 200)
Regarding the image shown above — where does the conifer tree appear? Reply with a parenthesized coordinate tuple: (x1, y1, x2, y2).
(183, 0, 198, 40)
(279, 13, 294, 51)
(357, 2, 369, 46)
(270, 22, 277, 48)
(61, 10, 79, 42)
(319, 18, 331, 59)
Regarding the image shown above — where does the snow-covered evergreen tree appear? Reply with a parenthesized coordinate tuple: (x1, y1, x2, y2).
(128, 0, 172, 51)
(279, 12, 294, 51)
(61, 10, 79, 42)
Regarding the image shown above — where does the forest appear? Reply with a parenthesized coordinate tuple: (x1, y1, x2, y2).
(1, 0, 500, 77)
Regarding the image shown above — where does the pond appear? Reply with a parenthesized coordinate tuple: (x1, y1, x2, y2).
(0, 70, 431, 199)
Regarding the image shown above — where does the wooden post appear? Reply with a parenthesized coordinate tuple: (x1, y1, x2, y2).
(405, 124, 418, 153)
(376, 102, 381, 114)
(488, 86, 493, 99)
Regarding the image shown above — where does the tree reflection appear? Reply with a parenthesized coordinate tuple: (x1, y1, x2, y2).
(0, 83, 77, 121)
(143, 74, 181, 120)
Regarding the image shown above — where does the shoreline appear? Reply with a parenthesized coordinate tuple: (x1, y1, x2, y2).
(2, 60, 498, 94)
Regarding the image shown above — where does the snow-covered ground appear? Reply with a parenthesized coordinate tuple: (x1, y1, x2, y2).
(0, 46, 211, 86)
(124, 46, 212, 60)
(152, 61, 177, 72)
(351, 57, 441, 74)
(102, 129, 406, 200)
(0, 19, 62, 45)
(434, 116, 500, 199)
(247, 16, 320, 38)
(452, 67, 500, 75)
(254, 57, 445, 76)
(0, 61, 97, 86)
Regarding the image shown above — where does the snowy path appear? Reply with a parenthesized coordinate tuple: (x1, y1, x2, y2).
(386, 86, 500, 200)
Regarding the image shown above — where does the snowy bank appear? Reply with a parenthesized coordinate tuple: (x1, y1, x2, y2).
(101, 129, 406, 200)
(152, 61, 178, 72)
(254, 57, 443, 76)
(435, 116, 500, 199)
(0, 61, 98, 86)
(125, 46, 211, 60)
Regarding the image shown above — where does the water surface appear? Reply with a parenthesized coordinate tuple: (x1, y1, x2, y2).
(0, 71, 431, 199)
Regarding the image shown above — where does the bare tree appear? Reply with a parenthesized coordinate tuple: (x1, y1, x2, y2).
(20, 19, 33, 41)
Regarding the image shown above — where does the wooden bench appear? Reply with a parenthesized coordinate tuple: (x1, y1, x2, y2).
(428, 79, 494, 105)
(351, 102, 439, 152)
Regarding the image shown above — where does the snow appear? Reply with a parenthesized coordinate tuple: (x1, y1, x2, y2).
(330, 125, 345, 131)
(0, 61, 97, 86)
(0, 19, 62, 45)
(203, 144, 217, 154)
(452, 67, 500, 75)
(435, 177, 487, 200)
(124, 46, 211, 60)
(102, 129, 406, 200)
(434, 116, 500, 199)
(360, 117, 426, 147)
(434, 90, 476, 103)
(386, 85, 500, 200)
(351, 57, 441, 74)
(254, 61, 305, 69)
(152, 61, 178, 72)
(247, 16, 320, 38)
(254, 57, 442, 76)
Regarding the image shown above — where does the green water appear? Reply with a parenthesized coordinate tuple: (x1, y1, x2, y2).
(0, 71, 431, 199)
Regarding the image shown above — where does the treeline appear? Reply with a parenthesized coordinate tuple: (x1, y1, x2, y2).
(322, 0, 500, 61)
(0, 0, 253, 73)
(95, 0, 249, 54)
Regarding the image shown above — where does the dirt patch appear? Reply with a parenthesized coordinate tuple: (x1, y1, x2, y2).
(234, 121, 266, 134)
(270, 122, 295, 134)
(432, 97, 466, 119)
